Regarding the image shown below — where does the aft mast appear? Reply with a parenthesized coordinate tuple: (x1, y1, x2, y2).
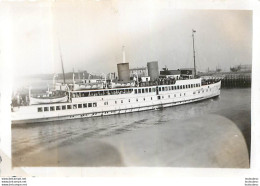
(192, 29, 196, 77)
(58, 41, 66, 84)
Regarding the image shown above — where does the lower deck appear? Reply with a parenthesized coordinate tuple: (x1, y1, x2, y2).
(12, 94, 220, 124)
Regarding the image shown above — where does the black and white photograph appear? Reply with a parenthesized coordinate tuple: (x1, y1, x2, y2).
(0, 0, 259, 183)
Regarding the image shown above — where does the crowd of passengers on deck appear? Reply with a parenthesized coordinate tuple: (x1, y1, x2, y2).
(71, 83, 202, 98)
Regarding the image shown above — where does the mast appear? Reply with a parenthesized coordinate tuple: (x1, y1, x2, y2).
(192, 29, 196, 77)
(73, 68, 75, 85)
(58, 41, 66, 84)
(78, 70, 81, 80)
(122, 45, 126, 63)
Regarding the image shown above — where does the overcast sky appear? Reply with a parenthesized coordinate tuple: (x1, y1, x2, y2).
(1, 0, 252, 76)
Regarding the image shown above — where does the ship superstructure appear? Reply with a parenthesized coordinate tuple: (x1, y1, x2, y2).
(11, 76, 220, 124)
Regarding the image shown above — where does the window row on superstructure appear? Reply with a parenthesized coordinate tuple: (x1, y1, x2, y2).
(71, 88, 134, 98)
(37, 85, 212, 112)
(134, 87, 156, 94)
(104, 87, 211, 105)
(70, 83, 201, 98)
(37, 102, 97, 112)
(133, 83, 201, 94)
(157, 83, 201, 92)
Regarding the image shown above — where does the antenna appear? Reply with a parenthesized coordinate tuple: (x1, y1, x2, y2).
(122, 45, 126, 63)
(192, 29, 196, 77)
(58, 40, 66, 84)
(73, 68, 75, 85)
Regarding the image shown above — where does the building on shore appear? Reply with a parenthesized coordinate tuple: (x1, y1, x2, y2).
(179, 68, 195, 79)
(129, 67, 148, 78)
(160, 67, 195, 79)
(230, 64, 252, 72)
(160, 68, 181, 79)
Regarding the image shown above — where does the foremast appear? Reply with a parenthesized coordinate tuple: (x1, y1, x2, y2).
(192, 29, 196, 77)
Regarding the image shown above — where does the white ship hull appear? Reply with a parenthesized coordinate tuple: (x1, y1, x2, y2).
(11, 79, 221, 125)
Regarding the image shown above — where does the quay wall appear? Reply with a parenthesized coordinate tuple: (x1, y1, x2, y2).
(201, 72, 251, 88)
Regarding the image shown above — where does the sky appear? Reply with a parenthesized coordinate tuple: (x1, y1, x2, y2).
(0, 0, 252, 77)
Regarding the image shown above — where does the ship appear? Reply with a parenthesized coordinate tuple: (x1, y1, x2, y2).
(11, 30, 221, 124)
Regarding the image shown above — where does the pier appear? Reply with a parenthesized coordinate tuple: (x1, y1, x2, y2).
(200, 72, 251, 88)
(221, 73, 251, 88)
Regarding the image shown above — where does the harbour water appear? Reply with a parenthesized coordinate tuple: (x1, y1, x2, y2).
(11, 87, 251, 166)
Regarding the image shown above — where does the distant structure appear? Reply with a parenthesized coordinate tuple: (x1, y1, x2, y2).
(129, 67, 148, 78)
(216, 65, 222, 73)
(160, 67, 181, 80)
(159, 67, 195, 79)
(107, 72, 116, 80)
(230, 64, 252, 72)
(179, 68, 195, 77)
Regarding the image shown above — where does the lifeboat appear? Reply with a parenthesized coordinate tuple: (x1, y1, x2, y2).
(72, 82, 104, 90)
(29, 95, 68, 105)
(29, 91, 68, 105)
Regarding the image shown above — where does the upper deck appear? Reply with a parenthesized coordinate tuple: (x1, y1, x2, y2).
(69, 78, 202, 99)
